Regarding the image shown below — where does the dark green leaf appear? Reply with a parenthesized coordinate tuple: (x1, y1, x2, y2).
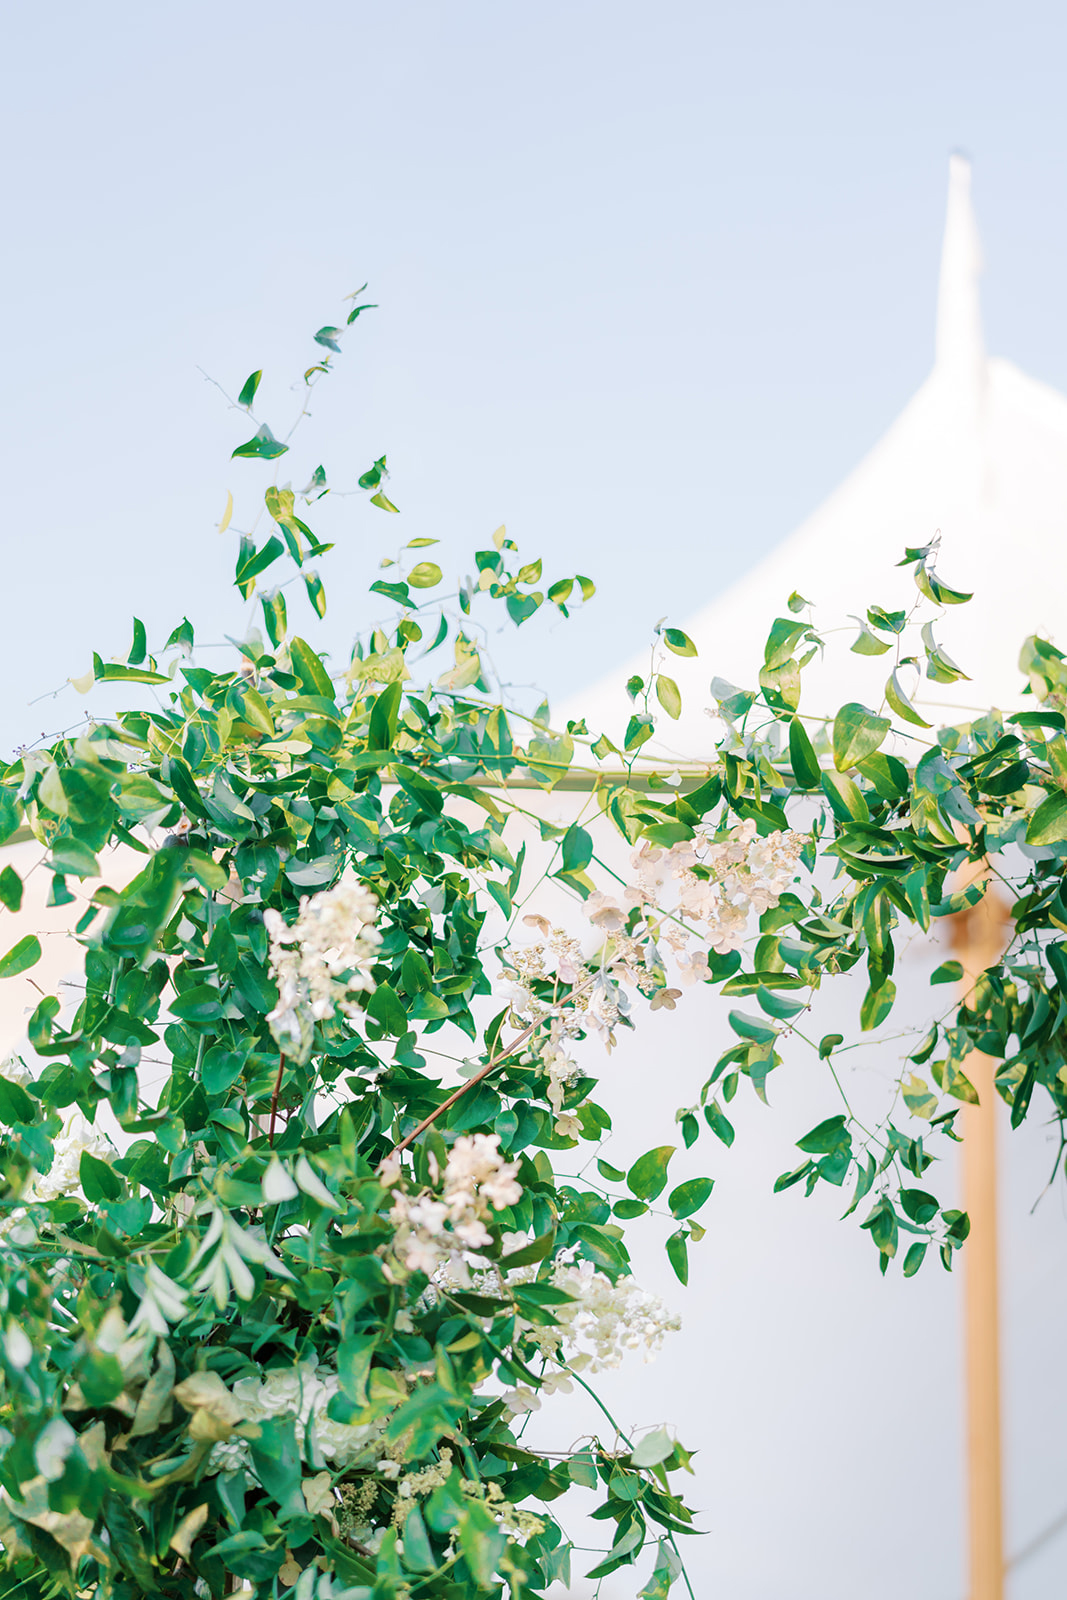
(788, 717, 820, 788)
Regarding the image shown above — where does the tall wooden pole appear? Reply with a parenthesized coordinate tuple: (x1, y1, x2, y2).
(951, 874, 1011, 1600)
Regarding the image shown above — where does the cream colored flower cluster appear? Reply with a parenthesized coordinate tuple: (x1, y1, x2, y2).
(591, 817, 805, 962)
(384, 1134, 523, 1277)
(535, 1019, 583, 1140)
(265, 881, 381, 1061)
(500, 1256, 681, 1413)
(208, 1360, 387, 1475)
(499, 923, 582, 1029)
(553, 1257, 681, 1371)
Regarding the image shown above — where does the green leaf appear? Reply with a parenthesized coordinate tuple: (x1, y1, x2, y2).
(663, 627, 697, 657)
(796, 1115, 849, 1154)
(625, 713, 654, 752)
(728, 1010, 777, 1045)
(655, 674, 682, 720)
(232, 424, 288, 460)
(1026, 789, 1067, 846)
(170, 984, 224, 1023)
(860, 1195, 898, 1258)
(237, 369, 262, 408)
(499, 1232, 556, 1270)
(0, 790, 19, 846)
(303, 569, 326, 618)
(626, 1145, 675, 1201)
(92, 655, 170, 685)
(249, 1416, 306, 1521)
(370, 491, 399, 513)
(79, 1151, 123, 1203)
(820, 769, 869, 823)
(631, 1426, 674, 1467)
(903, 1242, 928, 1277)
(902, 1073, 939, 1119)
(832, 703, 890, 771)
(0, 865, 23, 912)
(666, 1229, 689, 1285)
(129, 617, 147, 664)
(868, 604, 906, 633)
(314, 325, 344, 351)
(290, 636, 335, 699)
(561, 824, 593, 874)
(818, 1033, 843, 1059)
(885, 670, 931, 729)
(369, 680, 402, 750)
(703, 1101, 734, 1147)
(930, 960, 963, 985)
(668, 1177, 714, 1219)
(788, 717, 821, 788)
(764, 617, 807, 669)
(365, 982, 407, 1036)
(899, 1188, 939, 1225)
(0, 934, 41, 980)
(408, 561, 442, 588)
(234, 534, 285, 598)
(0, 1076, 34, 1125)
(914, 566, 972, 606)
(337, 1333, 377, 1405)
(402, 1505, 435, 1572)
(851, 622, 891, 656)
(860, 978, 896, 1031)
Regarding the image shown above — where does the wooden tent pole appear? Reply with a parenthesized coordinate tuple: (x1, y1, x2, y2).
(951, 872, 1011, 1600)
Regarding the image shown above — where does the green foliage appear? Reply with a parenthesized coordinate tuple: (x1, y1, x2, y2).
(2, 301, 1066, 1600)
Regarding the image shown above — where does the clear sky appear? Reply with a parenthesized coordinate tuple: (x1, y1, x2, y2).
(4, 1, 1067, 754)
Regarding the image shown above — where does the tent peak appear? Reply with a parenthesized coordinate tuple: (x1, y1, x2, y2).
(935, 153, 985, 385)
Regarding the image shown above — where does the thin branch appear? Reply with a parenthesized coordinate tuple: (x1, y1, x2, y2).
(268, 1052, 287, 1147)
(386, 974, 596, 1159)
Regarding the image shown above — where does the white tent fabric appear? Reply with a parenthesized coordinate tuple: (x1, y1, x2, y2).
(574, 155, 1067, 754)
(543, 157, 1067, 1599)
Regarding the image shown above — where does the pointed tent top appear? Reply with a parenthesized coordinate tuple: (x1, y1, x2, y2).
(935, 153, 985, 382)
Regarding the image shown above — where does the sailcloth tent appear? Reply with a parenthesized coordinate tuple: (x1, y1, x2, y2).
(540, 156, 1067, 1600)
(576, 155, 1067, 745)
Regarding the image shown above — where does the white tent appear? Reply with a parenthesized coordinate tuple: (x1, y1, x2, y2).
(542, 157, 1067, 1600)
(576, 155, 1067, 749)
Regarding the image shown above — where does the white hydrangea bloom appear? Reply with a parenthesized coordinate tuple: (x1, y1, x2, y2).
(265, 881, 381, 1062)
(208, 1360, 388, 1475)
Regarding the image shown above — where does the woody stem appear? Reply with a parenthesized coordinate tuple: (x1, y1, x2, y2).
(386, 972, 596, 1160)
(268, 1053, 287, 1147)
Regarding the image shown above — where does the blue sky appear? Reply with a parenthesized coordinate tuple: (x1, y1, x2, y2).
(4, 0, 1067, 752)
